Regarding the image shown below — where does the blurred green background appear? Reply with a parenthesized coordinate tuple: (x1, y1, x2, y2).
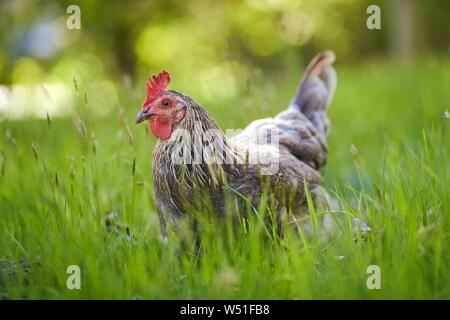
(0, 0, 449, 96)
(1, 0, 449, 81)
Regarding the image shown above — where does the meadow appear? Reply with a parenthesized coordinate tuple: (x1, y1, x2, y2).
(0, 56, 449, 299)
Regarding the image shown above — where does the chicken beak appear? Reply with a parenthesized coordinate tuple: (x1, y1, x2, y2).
(135, 109, 155, 124)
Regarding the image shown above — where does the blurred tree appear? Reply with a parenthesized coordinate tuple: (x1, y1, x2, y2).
(389, 0, 417, 57)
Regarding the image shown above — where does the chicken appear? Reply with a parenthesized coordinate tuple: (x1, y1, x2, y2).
(135, 51, 337, 240)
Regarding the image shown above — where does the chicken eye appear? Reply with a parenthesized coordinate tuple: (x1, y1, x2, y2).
(161, 99, 170, 107)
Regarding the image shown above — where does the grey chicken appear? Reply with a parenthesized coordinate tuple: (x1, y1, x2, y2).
(135, 51, 337, 240)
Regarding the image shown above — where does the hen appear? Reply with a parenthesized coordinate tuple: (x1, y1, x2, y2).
(136, 51, 337, 240)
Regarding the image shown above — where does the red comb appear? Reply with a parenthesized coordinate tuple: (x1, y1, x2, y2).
(142, 71, 171, 106)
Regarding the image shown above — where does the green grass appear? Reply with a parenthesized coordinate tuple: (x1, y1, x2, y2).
(0, 56, 449, 299)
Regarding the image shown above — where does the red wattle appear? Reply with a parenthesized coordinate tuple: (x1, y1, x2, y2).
(149, 118, 173, 140)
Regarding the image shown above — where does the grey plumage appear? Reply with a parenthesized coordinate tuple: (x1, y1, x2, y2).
(149, 51, 337, 238)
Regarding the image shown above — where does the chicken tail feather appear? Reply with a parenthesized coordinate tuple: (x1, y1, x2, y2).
(290, 51, 336, 129)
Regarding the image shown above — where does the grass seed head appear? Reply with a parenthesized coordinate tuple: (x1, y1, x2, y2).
(5, 130, 16, 148)
(46, 112, 51, 126)
(0, 151, 5, 178)
(31, 143, 38, 160)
